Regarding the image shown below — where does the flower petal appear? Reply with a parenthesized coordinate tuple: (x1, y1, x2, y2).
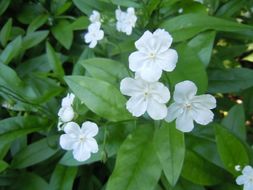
(150, 82, 170, 103)
(59, 134, 77, 150)
(120, 77, 146, 96)
(81, 121, 99, 138)
(174, 80, 197, 103)
(166, 102, 184, 122)
(89, 40, 97, 48)
(63, 122, 80, 136)
(139, 62, 163, 82)
(72, 143, 91, 162)
(242, 165, 253, 175)
(175, 111, 194, 132)
(126, 95, 147, 117)
(157, 49, 178, 72)
(235, 175, 245, 185)
(86, 138, 99, 153)
(192, 94, 216, 109)
(129, 51, 147, 72)
(147, 99, 167, 120)
(153, 29, 173, 51)
(244, 182, 253, 190)
(135, 31, 153, 52)
(192, 106, 214, 125)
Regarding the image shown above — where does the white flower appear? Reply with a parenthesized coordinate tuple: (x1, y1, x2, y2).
(115, 7, 137, 35)
(236, 165, 253, 190)
(120, 76, 170, 120)
(235, 165, 242, 171)
(89, 10, 101, 23)
(165, 80, 216, 132)
(129, 29, 178, 82)
(84, 22, 104, 48)
(61, 93, 75, 107)
(59, 121, 99, 162)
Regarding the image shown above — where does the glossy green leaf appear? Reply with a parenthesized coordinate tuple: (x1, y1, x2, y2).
(69, 16, 89, 30)
(208, 68, 253, 93)
(0, 18, 12, 47)
(0, 0, 11, 16)
(214, 124, 249, 175)
(161, 13, 253, 42)
(166, 43, 208, 94)
(181, 150, 227, 185)
(106, 125, 161, 190)
(0, 160, 8, 173)
(51, 20, 73, 49)
(22, 30, 49, 50)
(81, 58, 129, 84)
(154, 122, 185, 187)
(11, 136, 59, 169)
(49, 164, 77, 190)
(27, 14, 49, 33)
(222, 104, 246, 141)
(46, 42, 64, 77)
(65, 76, 132, 122)
(0, 36, 22, 65)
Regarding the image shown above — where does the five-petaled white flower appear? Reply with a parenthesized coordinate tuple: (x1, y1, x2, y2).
(58, 93, 75, 128)
(165, 80, 216, 132)
(84, 22, 104, 48)
(236, 165, 253, 190)
(89, 10, 101, 24)
(59, 121, 99, 162)
(115, 7, 137, 35)
(120, 76, 170, 120)
(129, 29, 178, 82)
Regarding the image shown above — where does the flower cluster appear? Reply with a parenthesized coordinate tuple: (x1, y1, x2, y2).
(115, 7, 137, 35)
(84, 11, 104, 48)
(84, 7, 137, 48)
(120, 29, 216, 132)
(235, 165, 253, 190)
(57, 93, 99, 162)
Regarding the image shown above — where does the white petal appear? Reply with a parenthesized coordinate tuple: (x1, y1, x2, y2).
(129, 51, 147, 72)
(72, 143, 91, 162)
(135, 31, 153, 52)
(126, 95, 147, 117)
(156, 49, 178, 72)
(236, 175, 245, 185)
(174, 80, 197, 103)
(191, 106, 214, 125)
(89, 40, 97, 48)
(147, 98, 167, 120)
(166, 103, 184, 122)
(120, 77, 145, 97)
(139, 63, 163, 82)
(175, 111, 194, 132)
(97, 30, 104, 40)
(81, 121, 99, 138)
(153, 29, 173, 51)
(244, 182, 253, 190)
(150, 82, 170, 103)
(63, 122, 80, 136)
(61, 93, 75, 107)
(85, 138, 99, 153)
(58, 106, 74, 123)
(242, 165, 253, 175)
(59, 134, 77, 150)
(191, 94, 216, 109)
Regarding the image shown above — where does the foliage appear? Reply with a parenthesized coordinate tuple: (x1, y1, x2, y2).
(0, 0, 253, 189)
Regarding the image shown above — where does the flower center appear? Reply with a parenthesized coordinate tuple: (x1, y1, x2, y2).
(79, 134, 86, 142)
(184, 103, 192, 110)
(149, 52, 156, 59)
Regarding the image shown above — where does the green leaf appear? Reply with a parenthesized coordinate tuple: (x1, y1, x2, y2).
(11, 136, 59, 169)
(65, 76, 132, 122)
(161, 13, 253, 42)
(208, 68, 253, 93)
(0, 0, 11, 16)
(167, 43, 208, 94)
(187, 31, 216, 67)
(27, 14, 49, 33)
(49, 164, 77, 190)
(22, 30, 49, 50)
(153, 122, 185, 187)
(214, 124, 249, 175)
(0, 36, 22, 65)
(46, 42, 64, 77)
(181, 150, 227, 185)
(106, 125, 161, 190)
(69, 16, 89, 30)
(0, 18, 12, 47)
(216, 0, 247, 17)
(0, 160, 8, 173)
(81, 58, 129, 84)
(73, 0, 112, 15)
(222, 104, 246, 141)
(51, 20, 73, 49)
